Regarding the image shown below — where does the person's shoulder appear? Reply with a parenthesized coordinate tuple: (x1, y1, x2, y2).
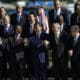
(10, 13, 17, 17)
(71, 13, 76, 17)
(48, 9, 54, 13)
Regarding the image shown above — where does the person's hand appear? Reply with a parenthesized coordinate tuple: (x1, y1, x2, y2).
(68, 50, 73, 57)
(0, 37, 2, 45)
(23, 38, 29, 46)
(44, 40, 49, 48)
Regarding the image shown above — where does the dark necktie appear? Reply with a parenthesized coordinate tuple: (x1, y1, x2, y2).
(73, 38, 77, 47)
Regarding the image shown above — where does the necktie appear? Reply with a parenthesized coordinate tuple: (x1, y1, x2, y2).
(36, 34, 40, 47)
(55, 35, 59, 46)
(73, 38, 77, 46)
(15, 36, 19, 45)
(17, 15, 21, 23)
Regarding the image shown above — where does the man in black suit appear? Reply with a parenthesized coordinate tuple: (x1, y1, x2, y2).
(48, 0, 71, 30)
(0, 37, 8, 80)
(0, 15, 14, 38)
(7, 25, 25, 80)
(68, 25, 80, 80)
(57, 14, 69, 33)
(0, 15, 14, 79)
(49, 23, 68, 80)
(26, 12, 37, 37)
(70, 1, 80, 28)
(27, 22, 48, 80)
(10, 4, 28, 35)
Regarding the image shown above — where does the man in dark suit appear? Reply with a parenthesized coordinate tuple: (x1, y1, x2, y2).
(0, 15, 14, 38)
(10, 4, 28, 35)
(0, 7, 7, 26)
(68, 25, 80, 80)
(0, 37, 8, 80)
(48, 0, 71, 31)
(26, 12, 37, 37)
(57, 14, 69, 33)
(70, 1, 80, 28)
(7, 25, 25, 80)
(49, 23, 68, 80)
(0, 15, 14, 79)
(28, 22, 48, 80)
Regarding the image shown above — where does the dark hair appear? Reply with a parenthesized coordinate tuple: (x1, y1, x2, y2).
(71, 25, 80, 32)
(34, 22, 43, 28)
(0, 7, 6, 17)
(29, 12, 36, 17)
(74, 1, 80, 12)
(57, 14, 64, 22)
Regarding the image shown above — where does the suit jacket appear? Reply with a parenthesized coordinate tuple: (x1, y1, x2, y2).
(29, 33, 48, 64)
(48, 8, 71, 27)
(70, 13, 80, 27)
(11, 13, 28, 36)
(26, 21, 37, 37)
(68, 35, 80, 57)
(49, 31, 69, 59)
(0, 25, 14, 39)
(60, 23, 69, 33)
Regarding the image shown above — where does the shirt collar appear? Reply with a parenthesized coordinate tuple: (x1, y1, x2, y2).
(55, 31, 60, 38)
(5, 24, 10, 29)
(74, 33, 80, 41)
(17, 12, 22, 16)
(16, 33, 21, 37)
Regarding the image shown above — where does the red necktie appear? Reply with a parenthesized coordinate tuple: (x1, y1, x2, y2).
(15, 36, 19, 45)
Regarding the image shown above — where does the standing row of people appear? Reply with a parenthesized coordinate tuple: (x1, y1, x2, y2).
(0, 0, 80, 80)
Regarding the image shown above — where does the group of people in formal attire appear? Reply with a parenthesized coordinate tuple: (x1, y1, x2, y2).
(0, 0, 80, 80)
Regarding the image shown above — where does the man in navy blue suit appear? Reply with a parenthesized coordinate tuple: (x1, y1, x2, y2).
(48, 0, 71, 31)
(68, 25, 80, 80)
(10, 4, 28, 36)
(27, 22, 48, 80)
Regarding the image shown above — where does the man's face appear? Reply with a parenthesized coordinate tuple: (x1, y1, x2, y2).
(28, 14, 36, 23)
(16, 26, 22, 35)
(52, 24, 60, 34)
(76, 7, 80, 15)
(54, 0, 61, 10)
(16, 5, 23, 13)
(0, 8, 6, 17)
(58, 15, 64, 24)
(34, 25, 42, 33)
(71, 31, 77, 37)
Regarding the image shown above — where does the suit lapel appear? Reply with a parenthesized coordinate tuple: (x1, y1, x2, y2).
(75, 36, 80, 47)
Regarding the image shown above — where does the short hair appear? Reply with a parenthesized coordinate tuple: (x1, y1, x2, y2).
(71, 25, 80, 32)
(0, 7, 6, 10)
(52, 23, 60, 28)
(29, 12, 36, 17)
(74, 1, 80, 10)
(34, 22, 43, 28)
